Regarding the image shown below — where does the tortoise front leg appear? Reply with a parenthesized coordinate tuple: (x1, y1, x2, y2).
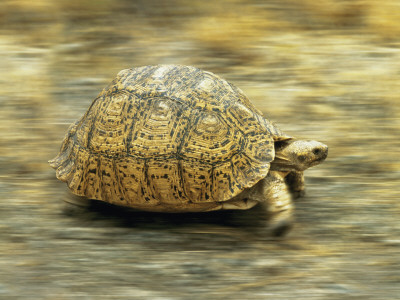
(257, 171, 294, 236)
(285, 171, 305, 199)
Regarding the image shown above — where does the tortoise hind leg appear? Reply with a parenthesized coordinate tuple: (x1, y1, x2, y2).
(64, 191, 91, 207)
(61, 190, 92, 215)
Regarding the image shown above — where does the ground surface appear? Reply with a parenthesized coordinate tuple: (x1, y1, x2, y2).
(1, 1, 399, 299)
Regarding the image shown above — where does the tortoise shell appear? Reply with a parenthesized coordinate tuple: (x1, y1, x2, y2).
(49, 65, 291, 212)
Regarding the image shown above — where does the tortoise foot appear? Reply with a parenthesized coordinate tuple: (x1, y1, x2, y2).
(292, 189, 306, 199)
(269, 219, 293, 237)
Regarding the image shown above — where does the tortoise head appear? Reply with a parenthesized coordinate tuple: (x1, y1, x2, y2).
(271, 139, 328, 172)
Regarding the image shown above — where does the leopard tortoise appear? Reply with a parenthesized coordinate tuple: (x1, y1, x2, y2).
(49, 65, 328, 236)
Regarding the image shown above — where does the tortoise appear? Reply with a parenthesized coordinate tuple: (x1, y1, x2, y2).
(49, 65, 328, 236)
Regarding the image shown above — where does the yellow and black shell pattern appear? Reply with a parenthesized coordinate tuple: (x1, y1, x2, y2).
(49, 65, 291, 211)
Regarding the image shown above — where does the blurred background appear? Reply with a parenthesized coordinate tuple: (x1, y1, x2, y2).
(1, 0, 399, 298)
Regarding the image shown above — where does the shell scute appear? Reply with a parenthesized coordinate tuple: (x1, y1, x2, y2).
(114, 156, 144, 205)
(127, 97, 189, 158)
(146, 159, 188, 205)
(181, 159, 213, 203)
(181, 111, 242, 164)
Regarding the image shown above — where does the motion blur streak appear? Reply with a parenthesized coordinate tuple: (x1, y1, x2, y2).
(0, 0, 399, 299)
